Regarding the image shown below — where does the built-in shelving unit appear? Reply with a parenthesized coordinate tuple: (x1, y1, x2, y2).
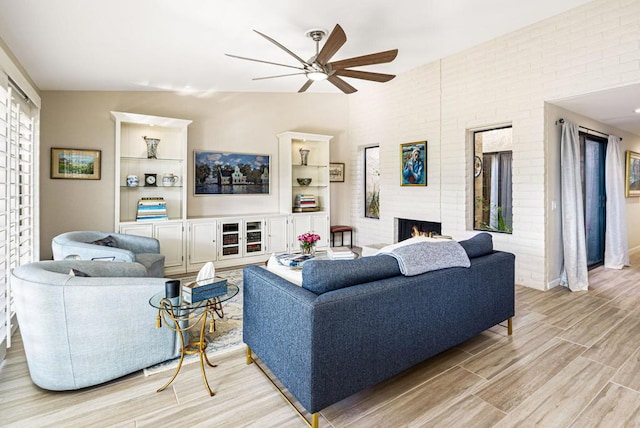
(111, 111, 192, 274)
(278, 131, 332, 250)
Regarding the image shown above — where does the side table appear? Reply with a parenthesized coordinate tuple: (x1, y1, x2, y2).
(149, 283, 239, 396)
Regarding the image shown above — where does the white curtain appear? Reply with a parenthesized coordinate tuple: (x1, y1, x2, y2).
(605, 135, 629, 269)
(489, 154, 499, 229)
(560, 121, 588, 291)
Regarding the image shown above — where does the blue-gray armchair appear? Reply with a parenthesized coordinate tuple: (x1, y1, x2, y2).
(52, 230, 165, 277)
(10, 260, 180, 391)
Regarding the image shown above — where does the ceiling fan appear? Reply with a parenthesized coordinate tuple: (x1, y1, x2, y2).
(225, 24, 398, 94)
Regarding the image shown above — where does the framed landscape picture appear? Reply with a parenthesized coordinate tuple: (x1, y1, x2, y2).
(626, 150, 640, 197)
(329, 163, 345, 182)
(194, 150, 270, 195)
(50, 148, 101, 180)
(400, 141, 427, 186)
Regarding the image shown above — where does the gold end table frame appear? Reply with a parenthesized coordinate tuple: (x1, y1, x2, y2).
(149, 283, 239, 396)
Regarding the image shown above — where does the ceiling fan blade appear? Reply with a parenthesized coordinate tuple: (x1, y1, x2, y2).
(225, 54, 305, 71)
(328, 75, 357, 94)
(254, 29, 309, 67)
(299, 80, 313, 93)
(334, 69, 396, 82)
(315, 24, 347, 65)
(252, 72, 307, 81)
(329, 49, 398, 69)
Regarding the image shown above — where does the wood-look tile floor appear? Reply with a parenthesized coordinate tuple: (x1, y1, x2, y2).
(2, 253, 640, 427)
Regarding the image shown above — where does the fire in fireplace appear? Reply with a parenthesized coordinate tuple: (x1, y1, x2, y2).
(397, 218, 442, 242)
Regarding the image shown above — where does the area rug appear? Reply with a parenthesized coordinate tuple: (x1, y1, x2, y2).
(143, 267, 245, 376)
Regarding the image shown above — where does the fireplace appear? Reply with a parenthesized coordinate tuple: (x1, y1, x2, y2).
(396, 218, 442, 242)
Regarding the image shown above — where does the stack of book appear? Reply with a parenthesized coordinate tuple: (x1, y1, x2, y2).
(136, 197, 168, 221)
(182, 276, 228, 304)
(328, 246, 356, 260)
(293, 194, 318, 212)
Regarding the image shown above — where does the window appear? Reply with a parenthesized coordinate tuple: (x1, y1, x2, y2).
(473, 126, 512, 233)
(1, 78, 37, 356)
(364, 146, 380, 219)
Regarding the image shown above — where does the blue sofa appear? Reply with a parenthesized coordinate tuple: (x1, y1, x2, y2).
(242, 234, 515, 424)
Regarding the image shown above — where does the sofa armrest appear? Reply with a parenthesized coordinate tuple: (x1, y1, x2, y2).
(242, 266, 320, 407)
(112, 233, 160, 254)
(54, 241, 137, 262)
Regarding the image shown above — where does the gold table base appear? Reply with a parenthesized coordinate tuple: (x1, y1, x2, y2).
(155, 297, 226, 396)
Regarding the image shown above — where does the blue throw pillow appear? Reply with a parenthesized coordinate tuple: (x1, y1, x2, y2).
(458, 233, 493, 258)
(302, 254, 401, 295)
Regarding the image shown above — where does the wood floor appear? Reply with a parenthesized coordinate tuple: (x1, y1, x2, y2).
(2, 253, 640, 427)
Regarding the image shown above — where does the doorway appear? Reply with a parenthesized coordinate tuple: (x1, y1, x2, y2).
(580, 133, 607, 268)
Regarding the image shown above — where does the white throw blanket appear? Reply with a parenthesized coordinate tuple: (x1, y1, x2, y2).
(380, 240, 470, 276)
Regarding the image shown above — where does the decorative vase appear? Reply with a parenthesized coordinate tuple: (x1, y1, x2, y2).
(300, 244, 316, 255)
(299, 148, 310, 166)
(143, 136, 160, 159)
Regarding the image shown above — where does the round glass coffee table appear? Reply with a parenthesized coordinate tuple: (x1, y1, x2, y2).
(149, 282, 239, 396)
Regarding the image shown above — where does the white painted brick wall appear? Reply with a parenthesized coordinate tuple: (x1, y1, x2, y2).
(347, 0, 640, 289)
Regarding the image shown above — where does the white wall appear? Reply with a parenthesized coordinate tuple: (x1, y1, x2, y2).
(347, 0, 640, 289)
(39, 91, 348, 259)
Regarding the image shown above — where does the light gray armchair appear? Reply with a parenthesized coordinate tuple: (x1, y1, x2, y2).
(52, 231, 165, 277)
(11, 260, 180, 391)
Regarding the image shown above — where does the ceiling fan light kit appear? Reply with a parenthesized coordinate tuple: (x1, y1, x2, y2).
(306, 71, 328, 81)
(226, 24, 398, 94)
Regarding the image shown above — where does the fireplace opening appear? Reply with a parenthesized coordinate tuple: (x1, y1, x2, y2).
(396, 218, 442, 242)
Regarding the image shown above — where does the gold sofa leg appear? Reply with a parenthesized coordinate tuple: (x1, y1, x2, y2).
(311, 413, 319, 428)
(246, 345, 253, 365)
(508, 317, 513, 335)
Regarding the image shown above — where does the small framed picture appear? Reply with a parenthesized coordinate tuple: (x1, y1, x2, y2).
(51, 148, 101, 180)
(329, 163, 345, 182)
(400, 141, 427, 186)
(626, 150, 640, 197)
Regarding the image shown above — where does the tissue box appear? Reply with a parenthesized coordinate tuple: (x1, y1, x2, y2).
(182, 277, 228, 304)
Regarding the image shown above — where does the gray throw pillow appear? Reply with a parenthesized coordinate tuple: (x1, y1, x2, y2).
(90, 235, 117, 247)
(69, 268, 91, 277)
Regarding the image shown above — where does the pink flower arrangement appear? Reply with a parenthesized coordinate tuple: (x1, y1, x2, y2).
(298, 232, 321, 253)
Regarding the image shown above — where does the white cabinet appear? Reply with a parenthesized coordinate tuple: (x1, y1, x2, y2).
(278, 131, 332, 250)
(155, 222, 185, 273)
(289, 213, 330, 251)
(119, 220, 185, 275)
(112, 111, 191, 275)
(187, 219, 218, 272)
(266, 215, 288, 254)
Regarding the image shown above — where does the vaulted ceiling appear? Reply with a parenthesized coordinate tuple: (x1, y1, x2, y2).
(3, 1, 638, 136)
(0, 0, 593, 93)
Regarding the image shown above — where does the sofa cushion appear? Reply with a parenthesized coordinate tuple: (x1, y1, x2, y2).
(302, 254, 401, 295)
(458, 232, 493, 258)
(90, 235, 118, 247)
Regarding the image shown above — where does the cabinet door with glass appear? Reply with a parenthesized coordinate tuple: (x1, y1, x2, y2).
(218, 219, 242, 260)
(244, 219, 266, 256)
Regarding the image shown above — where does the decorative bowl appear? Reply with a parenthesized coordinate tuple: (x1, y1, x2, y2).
(297, 178, 312, 186)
